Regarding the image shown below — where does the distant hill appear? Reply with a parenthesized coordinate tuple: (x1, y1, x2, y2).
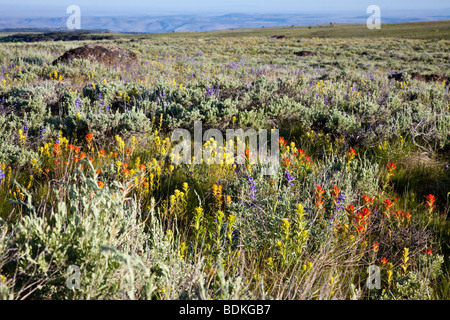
(1, 20, 449, 42)
(0, 12, 449, 33)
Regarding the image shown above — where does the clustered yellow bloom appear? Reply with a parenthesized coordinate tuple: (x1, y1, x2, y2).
(212, 184, 223, 208)
(401, 247, 410, 275)
(115, 135, 125, 154)
(18, 129, 26, 147)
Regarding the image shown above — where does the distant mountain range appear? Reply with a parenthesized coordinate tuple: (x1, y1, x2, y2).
(0, 12, 449, 33)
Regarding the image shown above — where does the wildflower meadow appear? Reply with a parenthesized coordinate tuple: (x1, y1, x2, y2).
(0, 25, 449, 300)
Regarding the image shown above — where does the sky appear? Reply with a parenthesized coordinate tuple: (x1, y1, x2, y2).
(1, 0, 449, 17)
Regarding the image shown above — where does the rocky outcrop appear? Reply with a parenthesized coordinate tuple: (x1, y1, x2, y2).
(53, 42, 137, 66)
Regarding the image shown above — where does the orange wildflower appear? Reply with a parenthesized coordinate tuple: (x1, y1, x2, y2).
(85, 133, 94, 144)
(362, 195, 374, 206)
(425, 194, 436, 214)
(314, 186, 326, 209)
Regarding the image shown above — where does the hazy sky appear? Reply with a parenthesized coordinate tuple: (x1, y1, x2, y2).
(1, 0, 449, 17)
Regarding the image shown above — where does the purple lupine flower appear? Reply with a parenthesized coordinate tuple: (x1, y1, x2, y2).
(205, 85, 220, 98)
(39, 125, 45, 140)
(246, 175, 257, 199)
(335, 194, 345, 211)
(225, 61, 238, 70)
(284, 170, 294, 187)
(23, 116, 29, 134)
(98, 93, 105, 109)
(0, 167, 5, 183)
(232, 229, 239, 241)
(329, 194, 346, 228)
(75, 97, 83, 111)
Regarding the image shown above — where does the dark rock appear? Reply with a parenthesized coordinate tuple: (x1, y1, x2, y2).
(52, 42, 137, 66)
(294, 50, 316, 57)
(388, 72, 403, 81)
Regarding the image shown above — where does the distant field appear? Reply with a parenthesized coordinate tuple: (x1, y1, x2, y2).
(117, 20, 450, 40)
(1, 20, 450, 41)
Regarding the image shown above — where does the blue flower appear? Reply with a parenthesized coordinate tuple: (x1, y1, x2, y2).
(205, 85, 220, 98)
(39, 125, 45, 140)
(335, 194, 345, 211)
(98, 93, 105, 109)
(23, 116, 29, 134)
(329, 194, 346, 228)
(284, 170, 294, 187)
(0, 167, 5, 182)
(246, 175, 257, 199)
(75, 97, 83, 111)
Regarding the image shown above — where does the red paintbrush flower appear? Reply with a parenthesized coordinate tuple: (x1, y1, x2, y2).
(85, 133, 94, 144)
(425, 194, 436, 214)
(314, 186, 326, 209)
(362, 195, 374, 206)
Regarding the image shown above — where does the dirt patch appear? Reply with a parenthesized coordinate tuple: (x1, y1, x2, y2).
(410, 72, 449, 83)
(52, 42, 137, 67)
(388, 71, 449, 83)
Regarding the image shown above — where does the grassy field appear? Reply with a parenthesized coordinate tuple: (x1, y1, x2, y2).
(111, 20, 450, 40)
(2, 20, 449, 40)
(0, 20, 449, 300)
